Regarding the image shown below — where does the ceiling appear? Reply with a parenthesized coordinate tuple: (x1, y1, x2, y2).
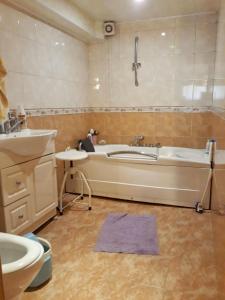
(71, 0, 221, 22)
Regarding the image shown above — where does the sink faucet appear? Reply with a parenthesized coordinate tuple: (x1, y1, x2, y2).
(0, 112, 24, 134)
(131, 135, 144, 146)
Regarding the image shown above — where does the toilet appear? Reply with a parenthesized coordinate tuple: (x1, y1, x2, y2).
(0, 232, 44, 300)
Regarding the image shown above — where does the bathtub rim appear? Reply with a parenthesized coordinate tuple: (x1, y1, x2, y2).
(85, 144, 212, 168)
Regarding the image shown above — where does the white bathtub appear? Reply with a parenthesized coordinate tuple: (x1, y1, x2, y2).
(66, 145, 212, 208)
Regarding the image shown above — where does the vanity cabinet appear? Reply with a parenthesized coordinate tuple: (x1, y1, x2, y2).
(0, 154, 58, 234)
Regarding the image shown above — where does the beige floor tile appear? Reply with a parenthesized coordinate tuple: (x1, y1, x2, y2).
(163, 288, 218, 300)
(21, 198, 219, 300)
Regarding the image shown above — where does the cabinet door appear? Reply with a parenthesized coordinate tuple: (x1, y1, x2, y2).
(32, 155, 58, 220)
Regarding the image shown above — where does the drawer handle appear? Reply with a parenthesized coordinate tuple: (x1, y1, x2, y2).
(18, 215, 24, 219)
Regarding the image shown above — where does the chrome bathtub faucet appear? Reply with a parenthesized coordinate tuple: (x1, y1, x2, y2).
(152, 143, 161, 148)
(131, 135, 144, 146)
(144, 143, 161, 155)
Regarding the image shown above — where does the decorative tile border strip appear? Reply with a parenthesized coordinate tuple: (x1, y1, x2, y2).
(25, 107, 88, 116)
(25, 106, 211, 116)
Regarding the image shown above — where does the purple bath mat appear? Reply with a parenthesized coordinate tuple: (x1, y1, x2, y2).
(94, 213, 159, 255)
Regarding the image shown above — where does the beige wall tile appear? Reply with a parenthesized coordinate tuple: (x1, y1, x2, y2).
(175, 15, 196, 26)
(193, 79, 214, 106)
(103, 113, 123, 136)
(172, 80, 194, 106)
(174, 53, 195, 80)
(86, 113, 106, 136)
(196, 23, 217, 53)
(0, 30, 24, 73)
(139, 30, 162, 58)
(214, 51, 225, 79)
(88, 14, 216, 108)
(120, 112, 156, 136)
(174, 25, 195, 54)
(5, 72, 24, 105)
(211, 112, 225, 138)
(154, 28, 176, 55)
(155, 112, 192, 137)
(0, 4, 218, 111)
(191, 112, 212, 138)
(216, 24, 225, 52)
(213, 80, 225, 108)
(213, 2, 225, 109)
(0, 3, 89, 110)
(196, 12, 218, 24)
(194, 52, 216, 80)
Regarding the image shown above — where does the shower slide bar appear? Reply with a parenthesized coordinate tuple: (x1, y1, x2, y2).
(107, 150, 158, 160)
(132, 36, 141, 86)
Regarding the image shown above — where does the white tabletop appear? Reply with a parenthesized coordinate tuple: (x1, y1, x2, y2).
(55, 150, 88, 161)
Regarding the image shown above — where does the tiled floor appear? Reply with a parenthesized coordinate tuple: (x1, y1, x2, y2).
(22, 197, 218, 300)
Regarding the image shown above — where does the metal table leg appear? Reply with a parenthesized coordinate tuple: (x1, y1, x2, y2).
(58, 165, 92, 214)
(59, 170, 69, 215)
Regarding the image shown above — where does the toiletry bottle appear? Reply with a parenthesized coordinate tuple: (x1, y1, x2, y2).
(17, 105, 27, 129)
(92, 130, 99, 145)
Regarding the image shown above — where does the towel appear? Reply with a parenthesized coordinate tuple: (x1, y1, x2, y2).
(80, 138, 95, 152)
(0, 58, 7, 78)
(0, 58, 9, 121)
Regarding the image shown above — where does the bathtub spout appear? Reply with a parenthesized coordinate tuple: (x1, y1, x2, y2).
(131, 135, 144, 146)
(148, 143, 161, 148)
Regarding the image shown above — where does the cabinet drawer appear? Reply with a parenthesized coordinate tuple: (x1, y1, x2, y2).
(1, 164, 31, 206)
(4, 196, 33, 234)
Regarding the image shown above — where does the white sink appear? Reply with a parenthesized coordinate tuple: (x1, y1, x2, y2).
(0, 232, 44, 300)
(0, 129, 57, 156)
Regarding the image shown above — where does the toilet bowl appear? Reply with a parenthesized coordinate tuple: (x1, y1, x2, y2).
(0, 232, 44, 300)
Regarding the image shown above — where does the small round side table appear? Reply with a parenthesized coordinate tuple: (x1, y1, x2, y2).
(55, 150, 92, 214)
